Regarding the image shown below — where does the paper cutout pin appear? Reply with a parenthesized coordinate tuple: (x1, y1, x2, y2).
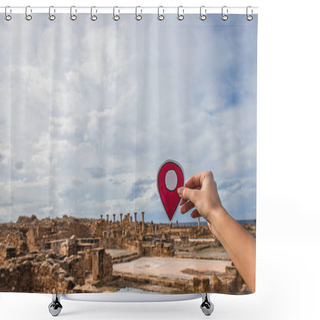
(157, 160, 184, 221)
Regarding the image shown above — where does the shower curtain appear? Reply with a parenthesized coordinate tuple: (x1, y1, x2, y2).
(0, 9, 257, 295)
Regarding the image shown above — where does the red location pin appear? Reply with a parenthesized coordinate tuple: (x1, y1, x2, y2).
(157, 160, 184, 221)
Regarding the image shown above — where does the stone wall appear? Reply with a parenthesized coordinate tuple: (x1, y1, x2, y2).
(212, 266, 250, 294)
(142, 241, 174, 257)
(26, 227, 38, 252)
(48, 236, 79, 257)
(0, 250, 85, 293)
(0, 229, 28, 255)
(0, 244, 17, 264)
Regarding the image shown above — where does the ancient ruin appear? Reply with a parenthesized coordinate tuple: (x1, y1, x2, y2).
(0, 213, 256, 294)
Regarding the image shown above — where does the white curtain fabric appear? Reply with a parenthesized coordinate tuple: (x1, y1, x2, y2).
(0, 13, 257, 224)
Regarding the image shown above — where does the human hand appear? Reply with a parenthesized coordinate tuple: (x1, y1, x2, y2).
(178, 171, 256, 293)
(177, 171, 222, 224)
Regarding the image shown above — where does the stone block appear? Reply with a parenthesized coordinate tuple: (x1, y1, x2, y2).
(92, 248, 113, 281)
(193, 276, 210, 292)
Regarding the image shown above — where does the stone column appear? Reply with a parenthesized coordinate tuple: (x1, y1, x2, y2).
(129, 216, 132, 224)
(141, 211, 145, 233)
(120, 213, 123, 223)
(198, 216, 200, 229)
(113, 213, 116, 223)
(134, 212, 137, 232)
(92, 248, 104, 280)
(106, 214, 109, 223)
(92, 248, 113, 281)
(100, 214, 103, 220)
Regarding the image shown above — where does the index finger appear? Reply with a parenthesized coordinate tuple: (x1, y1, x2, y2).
(179, 185, 200, 206)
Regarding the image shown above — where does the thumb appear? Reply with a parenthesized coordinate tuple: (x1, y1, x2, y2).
(177, 187, 199, 204)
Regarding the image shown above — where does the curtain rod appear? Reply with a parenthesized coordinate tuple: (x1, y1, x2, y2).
(0, 6, 259, 15)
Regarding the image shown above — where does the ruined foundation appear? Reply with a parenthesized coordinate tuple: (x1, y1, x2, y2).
(0, 213, 255, 294)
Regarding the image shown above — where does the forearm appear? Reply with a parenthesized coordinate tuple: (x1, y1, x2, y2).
(208, 207, 256, 292)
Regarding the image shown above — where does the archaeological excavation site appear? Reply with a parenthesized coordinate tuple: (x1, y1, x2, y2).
(0, 212, 256, 294)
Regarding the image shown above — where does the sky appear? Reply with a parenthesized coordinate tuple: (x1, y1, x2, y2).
(0, 13, 257, 223)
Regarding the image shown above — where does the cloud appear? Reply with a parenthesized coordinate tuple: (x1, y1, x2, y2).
(14, 161, 24, 170)
(0, 143, 10, 170)
(58, 179, 86, 200)
(86, 167, 107, 179)
(0, 14, 257, 222)
(127, 177, 155, 201)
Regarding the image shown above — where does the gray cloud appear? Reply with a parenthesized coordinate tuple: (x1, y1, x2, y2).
(14, 161, 24, 170)
(150, 192, 159, 201)
(58, 179, 86, 202)
(127, 178, 155, 201)
(86, 167, 107, 179)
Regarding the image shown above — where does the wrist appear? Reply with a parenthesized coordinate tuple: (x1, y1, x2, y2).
(208, 206, 227, 229)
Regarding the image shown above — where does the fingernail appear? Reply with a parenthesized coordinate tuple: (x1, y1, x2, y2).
(177, 187, 184, 196)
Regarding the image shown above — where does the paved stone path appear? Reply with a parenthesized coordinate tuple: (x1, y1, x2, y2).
(113, 256, 232, 279)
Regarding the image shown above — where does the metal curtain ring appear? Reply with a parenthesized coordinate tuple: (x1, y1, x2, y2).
(200, 6, 207, 21)
(25, 6, 32, 21)
(221, 6, 228, 21)
(5, 6, 12, 21)
(49, 6, 56, 21)
(177, 6, 184, 21)
(135, 6, 142, 21)
(91, 6, 97, 21)
(158, 6, 164, 21)
(113, 6, 120, 21)
(246, 6, 253, 21)
(70, 6, 77, 21)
